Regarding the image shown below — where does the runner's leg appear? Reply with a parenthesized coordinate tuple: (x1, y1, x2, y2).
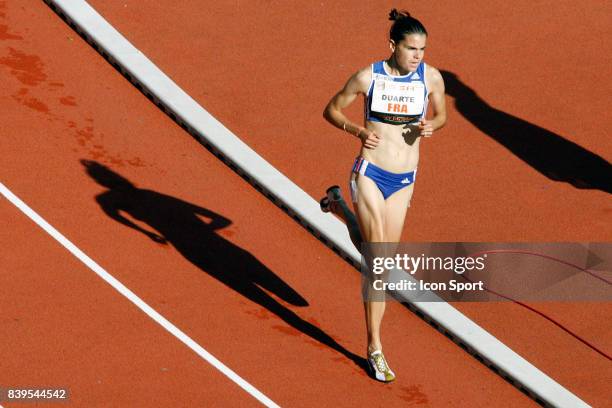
(353, 174, 387, 353)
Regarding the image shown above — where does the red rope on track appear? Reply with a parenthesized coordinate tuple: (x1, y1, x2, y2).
(462, 250, 611, 361)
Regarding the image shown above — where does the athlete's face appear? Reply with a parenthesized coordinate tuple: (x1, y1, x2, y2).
(390, 33, 427, 72)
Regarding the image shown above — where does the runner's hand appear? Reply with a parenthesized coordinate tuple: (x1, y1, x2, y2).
(148, 231, 167, 244)
(358, 128, 381, 149)
(418, 119, 434, 137)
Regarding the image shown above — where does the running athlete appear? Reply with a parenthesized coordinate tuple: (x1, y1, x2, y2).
(320, 9, 447, 382)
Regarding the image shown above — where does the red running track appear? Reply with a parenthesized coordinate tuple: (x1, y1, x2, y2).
(1, 0, 610, 406)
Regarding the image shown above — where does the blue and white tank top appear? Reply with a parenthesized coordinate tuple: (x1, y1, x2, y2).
(364, 60, 429, 125)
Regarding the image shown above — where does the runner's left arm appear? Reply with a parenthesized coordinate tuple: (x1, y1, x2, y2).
(418, 67, 447, 137)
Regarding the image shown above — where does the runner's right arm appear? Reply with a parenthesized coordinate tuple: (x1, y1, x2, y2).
(323, 68, 381, 149)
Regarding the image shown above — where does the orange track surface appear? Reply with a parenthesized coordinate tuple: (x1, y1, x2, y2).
(1, 1, 610, 407)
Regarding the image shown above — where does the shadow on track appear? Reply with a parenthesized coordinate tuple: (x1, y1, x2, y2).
(82, 159, 367, 371)
(441, 70, 612, 194)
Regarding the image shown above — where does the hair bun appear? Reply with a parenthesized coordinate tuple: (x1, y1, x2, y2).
(388, 8, 411, 21)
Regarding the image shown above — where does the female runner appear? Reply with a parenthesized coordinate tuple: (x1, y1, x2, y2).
(321, 9, 447, 382)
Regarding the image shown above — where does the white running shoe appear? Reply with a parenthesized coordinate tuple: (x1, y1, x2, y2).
(367, 350, 396, 382)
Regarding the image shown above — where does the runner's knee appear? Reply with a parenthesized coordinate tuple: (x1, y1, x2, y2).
(366, 222, 385, 242)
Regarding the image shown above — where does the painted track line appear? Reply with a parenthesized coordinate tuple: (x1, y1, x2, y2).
(43, 1, 589, 407)
(0, 182, 280, 408)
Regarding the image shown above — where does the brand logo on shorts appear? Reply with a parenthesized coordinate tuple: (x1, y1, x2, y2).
(401, 177, 411, 184)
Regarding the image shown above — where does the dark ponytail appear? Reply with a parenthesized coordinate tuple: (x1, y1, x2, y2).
(388, 9, 427, 42)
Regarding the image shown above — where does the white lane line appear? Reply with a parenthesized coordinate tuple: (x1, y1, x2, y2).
(0, 182, 280, 408)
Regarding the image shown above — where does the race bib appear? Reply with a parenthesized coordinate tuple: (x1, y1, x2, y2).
(370, 79, 425, 117)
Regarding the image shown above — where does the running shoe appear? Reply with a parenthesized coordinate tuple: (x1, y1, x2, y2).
(367, 350, 396, 382)
(326, 185, 342, 201)
(320, 197, 331, 213)
(319, 185, 341, 213)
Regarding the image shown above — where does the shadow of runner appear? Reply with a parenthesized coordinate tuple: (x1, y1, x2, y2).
(441, 70, 612, 194)
(81, 160, 366, 369)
